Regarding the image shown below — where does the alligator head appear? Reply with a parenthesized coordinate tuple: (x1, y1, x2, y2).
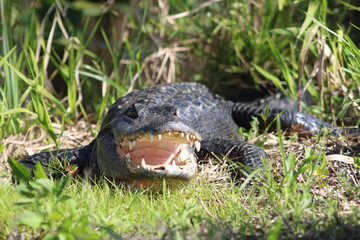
(93, 86, 202, 186)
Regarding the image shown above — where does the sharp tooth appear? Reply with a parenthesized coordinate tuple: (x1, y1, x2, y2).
(190, 154, 196, 163)
(178, 148, 189, 163)
(158, 134, 162, 140)
(195, 141, 201, 152)
(126, 153, 131, 159)
(181, 133, 185, 138)
(165, 153, 175, 165)
(129, 141, 133, 150)
(141, 158, 147, 168)
(172, 160, 176, 166)
(190, 142, 194, 147)
(150, 134, 154, 142)
(132, 141, 136, 148)
(186, 134, 190, 141)
(126, 158, 131, 163)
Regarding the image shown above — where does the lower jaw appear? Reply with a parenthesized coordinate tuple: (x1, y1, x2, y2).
(119, 166, 197, 188)
(126, 163, 198, 181)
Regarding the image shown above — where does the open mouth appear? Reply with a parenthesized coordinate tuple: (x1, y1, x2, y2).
(116, 131, 201, 172)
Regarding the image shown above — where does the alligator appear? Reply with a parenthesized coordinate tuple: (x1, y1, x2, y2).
(18, 82, 358, 185)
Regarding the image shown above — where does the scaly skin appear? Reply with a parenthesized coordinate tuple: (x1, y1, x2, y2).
(18, 82, 359, 183)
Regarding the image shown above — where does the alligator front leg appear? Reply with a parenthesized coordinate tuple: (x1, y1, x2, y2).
(19, 140, 96, 176)
(199, 138, 266, 169)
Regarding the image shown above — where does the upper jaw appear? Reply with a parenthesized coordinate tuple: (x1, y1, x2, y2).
(117, 129, 201, 143)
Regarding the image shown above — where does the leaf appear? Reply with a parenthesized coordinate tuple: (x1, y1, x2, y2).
(296, 1, 320, 44)
(61, 216, 73, 229)
(267, 218, 283, 240)
(49, 211, 63, 221)
(304, 148, 315, 159)
(8, 157, 32, 183)
(267, 38, 296, 96)
(238, 168, 263, 192)
(33, 178, 54, 195)
(277, 0, 287, 10)
(326, 154, 354, 164)
(28, 178, 54, 198)
(57, 195, 71, 203)
(34, 161, 48, 179)
(252, 63, 285, 94)
(286, 153, 296, 173)
(298, 24, 319, 81)
(0, 46, 17, 67)
(338, 1, 360, 11)
(14, 197, 37, 206)
(54, 177, 69, 197)
(270, 27, 299, 36)
(43, 234, 58, 240)
(3, 59, 35, 87)
(0, 107, 36, 116)
(15, 210, 44, 229)
(30, 92, 57, 142)
(71, 1, 103, 16)
(355, 158, 360, 168)
(15, 183, 36, 198)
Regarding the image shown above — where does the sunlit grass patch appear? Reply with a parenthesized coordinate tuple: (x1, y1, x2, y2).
(1, 120, 359, 238)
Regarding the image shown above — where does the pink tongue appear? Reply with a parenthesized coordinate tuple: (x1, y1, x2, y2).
(122, 141, 183, 166)
(130, 148, 178, 166)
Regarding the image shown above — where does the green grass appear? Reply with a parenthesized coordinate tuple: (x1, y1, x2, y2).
(2, 136, 360, 239)
(1, 0, 359, 239)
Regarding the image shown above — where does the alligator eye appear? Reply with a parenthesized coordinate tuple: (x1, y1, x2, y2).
(124, 107, 139, 119)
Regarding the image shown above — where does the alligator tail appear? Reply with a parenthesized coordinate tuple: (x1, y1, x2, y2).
(231, 102, 360, 136)
(294, 112, 360, 136)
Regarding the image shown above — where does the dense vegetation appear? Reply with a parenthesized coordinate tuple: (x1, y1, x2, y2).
(0, 0, 359, 239)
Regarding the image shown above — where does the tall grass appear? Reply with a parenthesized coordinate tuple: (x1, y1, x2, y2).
(0, 1, 150, 138)
(164, 0, 359, 125)
(0, 0, 19, 136)
(1, 0, 358, 137)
